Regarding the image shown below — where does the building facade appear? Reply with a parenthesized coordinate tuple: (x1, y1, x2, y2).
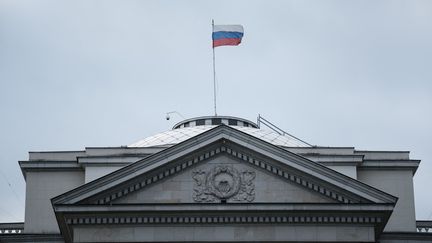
(1, 116, 431, 242)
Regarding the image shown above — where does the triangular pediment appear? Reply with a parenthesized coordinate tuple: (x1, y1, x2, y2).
(113, 154, 335, 204)
(52, 125, 397, 206)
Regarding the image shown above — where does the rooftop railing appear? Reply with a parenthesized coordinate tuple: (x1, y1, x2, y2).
(0, 223, 24, 234)
(417, 220, 432, 233)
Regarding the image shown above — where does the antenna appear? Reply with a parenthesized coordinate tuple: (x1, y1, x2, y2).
(257, 114, 313, 146)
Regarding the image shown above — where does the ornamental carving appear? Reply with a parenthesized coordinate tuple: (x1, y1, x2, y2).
(192, 165, 255, 202)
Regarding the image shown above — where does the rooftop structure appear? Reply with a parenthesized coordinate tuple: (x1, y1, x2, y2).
(130, 116, 311, 148)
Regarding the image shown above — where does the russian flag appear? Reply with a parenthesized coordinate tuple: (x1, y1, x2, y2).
(212, 25, 244, 48)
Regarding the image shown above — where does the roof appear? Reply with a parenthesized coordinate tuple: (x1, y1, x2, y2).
(129, 125, 312, 148)
(130, 116, 312, 148)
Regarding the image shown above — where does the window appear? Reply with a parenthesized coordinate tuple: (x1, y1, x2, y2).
(212, 118, 222, 125)
(196, 119, 205, 126)
(228, 119, 238, 125)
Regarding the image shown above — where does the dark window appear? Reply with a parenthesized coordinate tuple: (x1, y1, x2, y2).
(184, 122, 190, 127)
(243, 122, 249, 127)
(228, 119, 237, 125)
(196, 119, 205, 126)
(212, 118, 222, 125)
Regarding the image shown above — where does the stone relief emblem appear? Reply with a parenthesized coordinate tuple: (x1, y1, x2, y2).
(192, 166, 256, 202)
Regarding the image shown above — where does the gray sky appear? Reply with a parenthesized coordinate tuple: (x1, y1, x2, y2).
(1, 0, 431, 222)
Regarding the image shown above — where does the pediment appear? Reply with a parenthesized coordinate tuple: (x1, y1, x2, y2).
(52, 125, 397, 206)
(113, 154, 334, 204)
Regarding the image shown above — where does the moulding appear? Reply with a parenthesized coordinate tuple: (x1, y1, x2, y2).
(66, 214, 384, 226)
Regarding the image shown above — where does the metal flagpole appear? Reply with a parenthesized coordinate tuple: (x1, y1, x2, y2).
(212, 19, 217, 116)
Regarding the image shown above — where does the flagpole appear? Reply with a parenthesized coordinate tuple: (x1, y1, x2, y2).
(212, 19, 217, 116)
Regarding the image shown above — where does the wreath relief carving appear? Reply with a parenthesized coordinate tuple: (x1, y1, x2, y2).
(192, 165, 256, 202)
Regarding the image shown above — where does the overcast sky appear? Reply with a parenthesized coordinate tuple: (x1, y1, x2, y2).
(0, 0, 431, 223)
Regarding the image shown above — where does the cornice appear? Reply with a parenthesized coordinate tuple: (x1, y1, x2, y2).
(302, 154, 363, 166)
(19, 161, 82, 180)
(77, 155, 145, 166)
(19, 161, 80, 169)
(53, 203, 395, 213)
(56, 203, 392, 230)
(359, 160, 420, 174)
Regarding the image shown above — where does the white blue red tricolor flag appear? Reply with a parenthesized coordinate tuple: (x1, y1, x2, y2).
(212, 25, 244, 48)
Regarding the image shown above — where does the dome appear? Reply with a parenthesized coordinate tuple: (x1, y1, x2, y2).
(129, 116, 311, 148)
